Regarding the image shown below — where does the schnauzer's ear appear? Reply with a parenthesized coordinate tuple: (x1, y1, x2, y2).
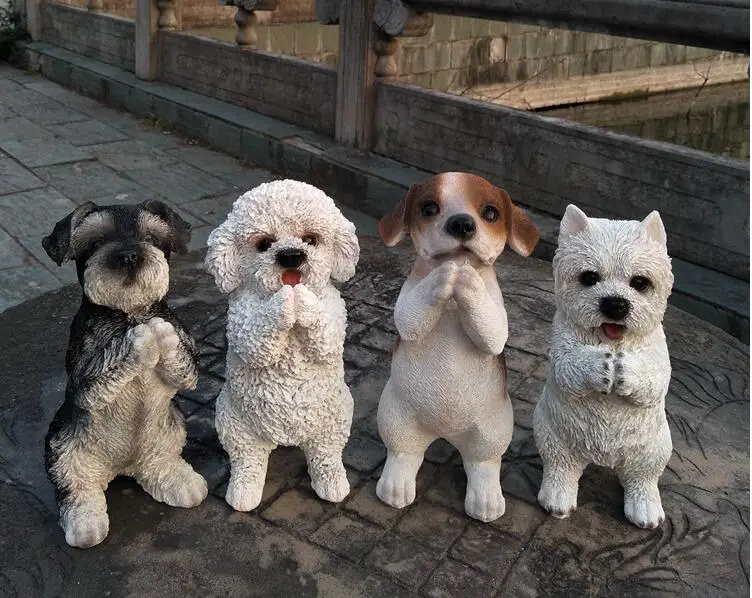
(205, 218, 243, 294)
(140, 200, 192, 254)
(559, 204, 589, 242)
(331, 214, 360, 282)
(42, 202, 99, 266)
(378, 181, 425, 247)
(641, 210, 667, 248)
(499, 188, 539, 257)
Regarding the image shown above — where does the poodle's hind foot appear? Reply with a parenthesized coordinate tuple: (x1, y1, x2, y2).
(225, 473, 265, 512)
(310, 461, 350, 503)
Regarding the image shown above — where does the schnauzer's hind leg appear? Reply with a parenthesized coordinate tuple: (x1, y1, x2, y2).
(60, 489, 110, 549)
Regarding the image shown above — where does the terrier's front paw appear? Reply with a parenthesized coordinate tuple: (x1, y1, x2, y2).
(429, 261, 459, 304)
(148, 317, 180, 360)
(376, 470, 417, 509)
(62, 508, 109, 549)
(465, 483, 506, 522)
(538, 480, 578, 519)
(624, 496, 665, 529)
(311, 467, 350, 503)
(225, 477, 264, 512)
(293, 284, 321, 329)
(130, 324, 160, 368)
(613, 352, 638, 397)
(588, 345, 616, 395)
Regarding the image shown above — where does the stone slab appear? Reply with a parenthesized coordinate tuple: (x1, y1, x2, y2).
(165, 146, 246, 175)
(9, 100, 89, 126)
(0, 187, 77, 238)
(0, 228, 34, 269)
(87, 139, 180, 172)
(46, 119, 132, 146)
(0, 116, 56, 142)
(0, 138, 93, 168)
(0, 158, 46, 196)
(0, 264, 62, 312)
(34, 161, 145, 202)
(124, 161, 236, 204)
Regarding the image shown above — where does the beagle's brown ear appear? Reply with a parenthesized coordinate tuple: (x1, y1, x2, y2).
(499, 188, 540, 257)
(378, 181, 426, 247)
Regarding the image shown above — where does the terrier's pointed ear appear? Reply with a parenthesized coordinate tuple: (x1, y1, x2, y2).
(641, 210, 667, 247)
(559, 204, 589, 242)
(42, 202, 99, 266)
(378, 180, 426, 247)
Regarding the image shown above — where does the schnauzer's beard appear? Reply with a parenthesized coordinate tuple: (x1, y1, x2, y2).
(83, 245, 169, 313)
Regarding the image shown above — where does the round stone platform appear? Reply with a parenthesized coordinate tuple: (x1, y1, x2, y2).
(0, 237, 748, 597)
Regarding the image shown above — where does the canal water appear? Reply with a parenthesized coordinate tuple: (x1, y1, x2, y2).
(540, 82, 749, 161)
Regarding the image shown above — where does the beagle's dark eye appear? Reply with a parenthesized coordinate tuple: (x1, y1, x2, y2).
(481, 205, 499, 222)
(630, 276, 651, 292)
(420, 201, 439, 218)
(256, 237, 275, 252)
(302, 234, 318, 246)
(579, 270, 600, 286)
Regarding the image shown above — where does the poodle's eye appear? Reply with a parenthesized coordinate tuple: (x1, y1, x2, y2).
(630, 276, 651, 292)
(481, 205, 499, 223)
(578, 270, 600, 286)
(302, 234, 318, 247)
(420, 201, 439, 218)
(256, 237, 275, 252)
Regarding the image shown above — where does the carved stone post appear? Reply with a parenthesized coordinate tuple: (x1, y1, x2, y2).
(156, 0, 178, 29)
(373, 30, 398, 77)
(222, 0, 278, 49)
(87, 0, 104, 11)
(373, 0, 433, 78)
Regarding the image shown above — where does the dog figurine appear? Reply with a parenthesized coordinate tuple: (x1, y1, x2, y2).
(42, 200, 208, 549)
(205, 180, 360, 512)
(376, 172, 540, 522)
(533, 204, 674, 529)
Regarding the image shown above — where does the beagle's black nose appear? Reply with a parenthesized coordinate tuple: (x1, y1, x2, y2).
(445, 214, 476, 240)
(600, 296, 631, 321)
(276, 248, 306, 269)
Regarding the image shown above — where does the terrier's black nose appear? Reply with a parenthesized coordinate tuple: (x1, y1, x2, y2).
(276, 248, 306, 269)
(445, 214, 476, 240)
(600, 296, 631, 321)
(118, 249, 140, 269)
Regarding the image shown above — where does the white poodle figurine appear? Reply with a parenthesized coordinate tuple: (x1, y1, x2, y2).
(534, 204, 674, 529)
(205, 180, 360, 511)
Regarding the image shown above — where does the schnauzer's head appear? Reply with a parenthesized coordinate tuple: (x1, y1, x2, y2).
(553, 204, 674, 342)
(42, 200, 191, 313)
(205, 180, 359, 296)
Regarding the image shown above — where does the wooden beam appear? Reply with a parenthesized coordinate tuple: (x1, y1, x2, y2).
(405, 0, 749, 53)
(25, 0, 42, 40)
(135, 0, 160, 79)
(335, 0, 377, 151)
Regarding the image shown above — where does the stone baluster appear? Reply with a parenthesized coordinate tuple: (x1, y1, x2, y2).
(224, 0, 278, 49)
(373, 0, 433, 78)
(373, 30, 398, 78)
(87, 0, 104, 11)
(156, 0, 178, 29)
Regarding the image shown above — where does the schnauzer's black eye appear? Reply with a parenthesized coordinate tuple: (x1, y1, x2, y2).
(420, 201, 439, 218)
(143, 234, 157, 245)
(91, 239, 104, 251)
(256, 237, 275, 252)
(302, 234, 318, 247)
(630, 276, 651, 292)
(579, 270, 600, 286)
(481, 205, 499, 223)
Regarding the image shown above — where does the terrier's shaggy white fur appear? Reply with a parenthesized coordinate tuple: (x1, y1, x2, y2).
(205, 180, 359, 511)
(534, 204, 674, 529)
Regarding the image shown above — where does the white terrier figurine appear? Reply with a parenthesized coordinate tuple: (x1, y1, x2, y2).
(534, 204, 674, 529)
(376, 172, 539, 522)
(205, 180, 360, 511)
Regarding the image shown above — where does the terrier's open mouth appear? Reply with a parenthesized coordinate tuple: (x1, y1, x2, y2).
(601, 323, 626, 340)
(281, 269, 302, 286)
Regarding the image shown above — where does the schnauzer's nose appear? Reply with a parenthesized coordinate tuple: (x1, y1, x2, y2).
(600, 296, 631, 321)
(445, 214, 476, 240)
(276, 248, 306, 269)
(117, 249, 140, 269)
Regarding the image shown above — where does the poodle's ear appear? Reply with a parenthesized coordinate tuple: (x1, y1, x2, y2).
(330, 214, 360, 282)
(204, 220, 243, 294)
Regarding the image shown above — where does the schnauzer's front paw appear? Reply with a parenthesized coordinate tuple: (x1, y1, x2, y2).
(270, 285, 296, 331)
(225, 477, 264, 512)
(465, 483, 506, 522)
(311, 467, 350, 503)
(129, 324, 160, 368)
(293, 284, 321, 329)
(62, 508, 109, 549)
(148, 317, 180, 359)
(538, 480, 578, 519)
(376, 470, 417, 509)
(624, 496, 665, 529)
(429, 261, 459, 304)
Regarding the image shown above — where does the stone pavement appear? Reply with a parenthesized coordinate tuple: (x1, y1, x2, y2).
(0, 62, 749, 597)
(0, 62, 377, 312)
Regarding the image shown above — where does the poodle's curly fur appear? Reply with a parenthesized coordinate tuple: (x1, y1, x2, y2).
(205, 180, 360, 511)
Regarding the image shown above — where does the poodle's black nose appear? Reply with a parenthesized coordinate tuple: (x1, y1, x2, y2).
(600, 296, 631, 321)
(117, 249, 140, 269)
(276, 248, 306, 269)
(445, 214, 476, 240)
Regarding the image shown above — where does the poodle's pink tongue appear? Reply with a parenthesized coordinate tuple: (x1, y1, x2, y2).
(601, 323, 625, 340)
(281, 270, 301, 286)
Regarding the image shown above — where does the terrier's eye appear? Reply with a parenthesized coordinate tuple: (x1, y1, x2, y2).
(630, 276, 651, 292)
(578, 270, 600, 286)
(481, 205, 499, 222)
(256, 237, 275, 252)
(420, 201, 439, 218)
(302, 234, 318, 246)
